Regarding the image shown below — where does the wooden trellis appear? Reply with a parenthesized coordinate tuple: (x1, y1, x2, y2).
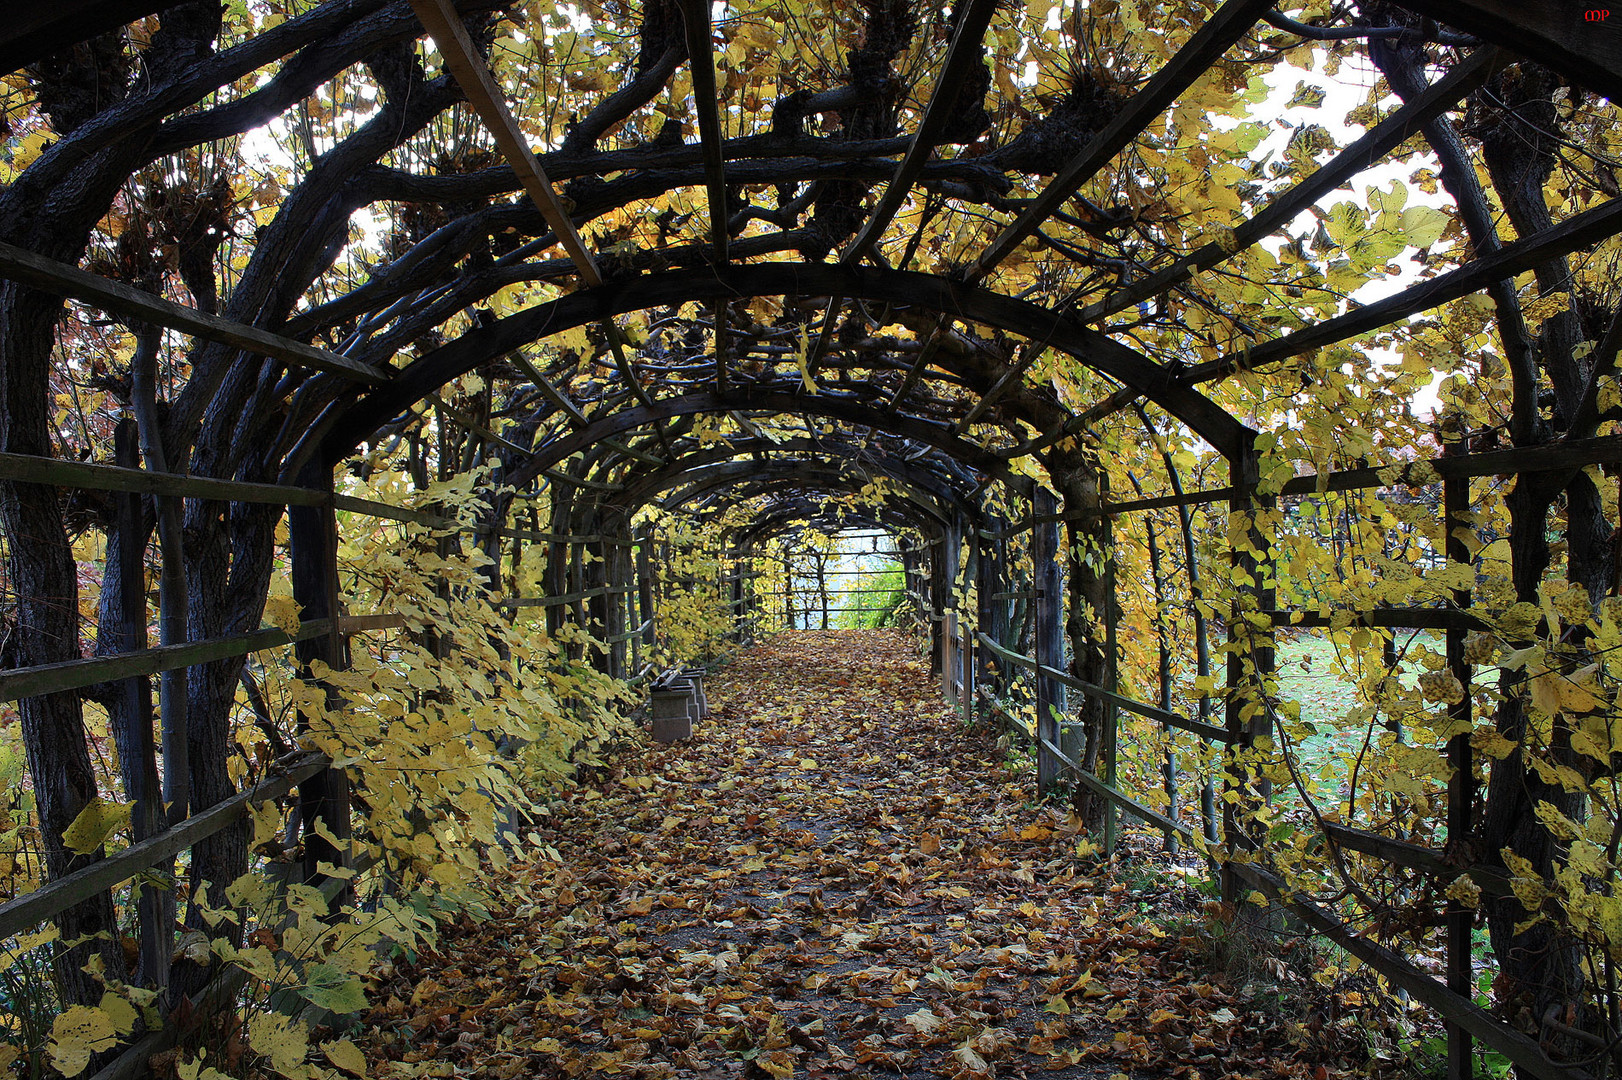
(1, 0, 1621, 1076)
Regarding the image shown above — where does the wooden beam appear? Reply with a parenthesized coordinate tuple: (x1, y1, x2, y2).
(0, 0, 166, 76)
(674, 0, 728, 264)
(408, 0, 603, 285)
(964, 0, 1272, 284)
(884, 325, 952, 412)
(508, 351, 664, 464)
(1065, 760, 1196, 840)
(0, 450, 327, 506)
(1078, 47, 1502, 322)
(1396, 0, 1622, 107)
(1259, 607, 1488, 632)
(1319, 823, 1510, 898)
(1032, 492, 1066, 793)
(0, 240, 385, 384)
(1187, 194, 1622, 383)
(974, 631, 1235, 743)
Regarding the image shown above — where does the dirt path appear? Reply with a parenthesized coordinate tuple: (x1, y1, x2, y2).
(359, 631, 1355, 1079)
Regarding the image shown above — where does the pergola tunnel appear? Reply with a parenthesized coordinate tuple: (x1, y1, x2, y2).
(2, 0, 1622, 1078)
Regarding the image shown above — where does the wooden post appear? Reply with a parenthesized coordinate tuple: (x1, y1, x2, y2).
(1443, 436, 1475, 1080)
(730, 548, 747, 643)
(975, 521, 1000, 721)
(289, 467, 351, 896)
(1101, 507, 1120, 857)
(1220, 438, 1274, 906)
(637, 526, 655, 658)
(112, 419, 170, 986)
(605, 531, 628, 680)
(940, 521, 961, 704)
(1032, 489, 1067, 794)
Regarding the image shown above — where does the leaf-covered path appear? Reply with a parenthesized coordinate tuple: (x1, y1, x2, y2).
(361, 632, 1356, 1079)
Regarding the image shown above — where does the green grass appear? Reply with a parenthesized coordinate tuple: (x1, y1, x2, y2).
(1272, 632, 1452, 802)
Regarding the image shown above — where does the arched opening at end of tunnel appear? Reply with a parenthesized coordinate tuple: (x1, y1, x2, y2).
(768, 527, 908, 633)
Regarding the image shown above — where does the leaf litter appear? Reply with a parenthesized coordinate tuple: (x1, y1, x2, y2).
(354, 631, 1376, 1079)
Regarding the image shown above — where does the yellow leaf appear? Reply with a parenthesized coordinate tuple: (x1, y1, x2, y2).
(98, 991, 138, 1035)
(250, 799, 284, 852)
(322, 1038, 369, 1078)
(49, 1005, 120, 1077)
(62, 798, 130, 855)
(249, 1012, 309, 1078)
(263, 594, 302, 636)
(1530, 673, 1562, 718)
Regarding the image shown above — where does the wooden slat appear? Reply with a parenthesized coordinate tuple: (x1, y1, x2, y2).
(0, 615, 402, 703)
(964, 0, 1271, 282)
(0, 753, 327, 939)
(1227, 861, 1592, 1080)
(0, 240, 385, 384)
(1187, 195, 1622, 383)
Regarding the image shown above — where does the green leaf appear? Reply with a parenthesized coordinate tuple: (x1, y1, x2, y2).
(300, 962, 368, 1014)
(1399, 205, 1448, 249)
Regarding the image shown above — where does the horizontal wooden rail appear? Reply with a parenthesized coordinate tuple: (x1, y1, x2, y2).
(1091, 433, 1622, 518)
(0, 240, 385, 385)
(0, 450, 328, 506)
(982, 688, 1195, 842)
(0, 453, 614, 549)
(502, 585, 629, 608)
(1320, 822, 1512, 898)
(1259, 607, 1487, 632)
(1063, 756, 1195, 841)
(0, 614, 404, 703)
(976, 632, 1234, 743)
(0, 752, 327, 939)
(979, 434, 1622, 537)
(1228, 861, 1592, 1080)
(977, 685, 1034, 737)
